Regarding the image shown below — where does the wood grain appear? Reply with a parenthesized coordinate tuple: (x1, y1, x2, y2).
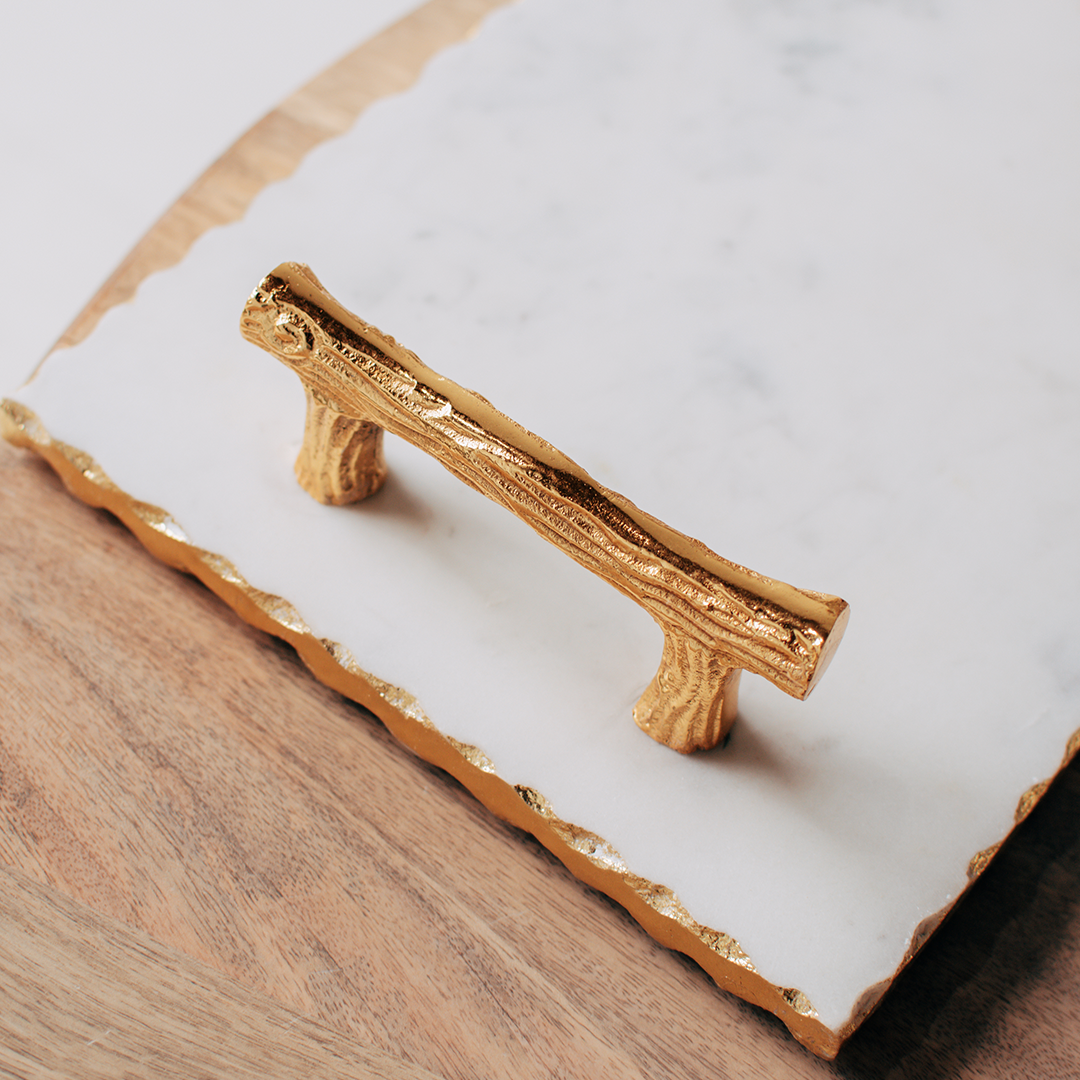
(0, 861, 438, 1080)
(6, 434, 1080, 1078)
(4, 430, 1080, 1080)
(4, 0, 1080, 1075)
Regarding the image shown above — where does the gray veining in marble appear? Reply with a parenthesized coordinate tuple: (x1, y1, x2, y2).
(16, 0, 1080, 1033)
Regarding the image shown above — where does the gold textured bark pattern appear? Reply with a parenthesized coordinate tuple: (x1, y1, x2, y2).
(296, 388, 388, 504)
(7, 395, 1080, 1061)
(0, 396, 836, 1055)
(241, 263, 850, 752)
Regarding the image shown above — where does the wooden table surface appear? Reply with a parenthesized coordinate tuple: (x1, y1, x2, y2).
(4, 3, 1079, 1076)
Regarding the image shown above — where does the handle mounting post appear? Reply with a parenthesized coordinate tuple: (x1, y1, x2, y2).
(241, 262, 849, 753)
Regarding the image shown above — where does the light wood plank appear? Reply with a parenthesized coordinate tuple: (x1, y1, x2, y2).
(0, 862, 438, 1080)
(5, 0, 1080, 1073)
(5, 423, 1080, 1079)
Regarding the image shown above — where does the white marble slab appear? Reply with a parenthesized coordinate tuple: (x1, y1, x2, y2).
(0, 0, 424, 389)
(12, 0, 1080, 1038)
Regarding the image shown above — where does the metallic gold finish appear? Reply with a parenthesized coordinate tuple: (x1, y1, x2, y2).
(782, 989, 817, 1017)
(0, 395, 830, 1050)
(7, 394, 1080, 1060)
(1015, 780, 1050, 823)
(296, 388, 388, 504)
(967, 843, 1003, 881)
(240, 263, 851, 753)
(1066, 728, 1080, 767)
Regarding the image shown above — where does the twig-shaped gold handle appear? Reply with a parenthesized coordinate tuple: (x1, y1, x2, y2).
(241, 263, 849, 753)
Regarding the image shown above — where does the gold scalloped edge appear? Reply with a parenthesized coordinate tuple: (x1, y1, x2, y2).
(965, 755, 1077, 884)
(839, 730, 1080, 1042)
(6, 394, 1079, 1059)
(2, 396, 837, 1052)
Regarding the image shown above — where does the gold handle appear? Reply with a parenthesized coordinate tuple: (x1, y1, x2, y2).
(241, 263, 849, 753)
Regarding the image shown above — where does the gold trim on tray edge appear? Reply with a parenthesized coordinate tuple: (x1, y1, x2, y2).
(4, 395, 1078, 1060)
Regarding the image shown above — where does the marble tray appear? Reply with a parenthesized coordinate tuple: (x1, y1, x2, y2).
(5, 0, 1079, 1058)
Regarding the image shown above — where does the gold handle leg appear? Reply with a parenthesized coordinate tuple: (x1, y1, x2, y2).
(241, 262, 849, 753)
(634, 637, 741, 754)
(296, 388, 387, 505)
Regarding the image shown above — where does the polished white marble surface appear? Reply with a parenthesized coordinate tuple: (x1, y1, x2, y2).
(0, 0, 425, 390)
(15, 0, 1080, 1033)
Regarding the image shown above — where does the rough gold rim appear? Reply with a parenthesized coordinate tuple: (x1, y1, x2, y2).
(6, 396, 1079, 1059)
